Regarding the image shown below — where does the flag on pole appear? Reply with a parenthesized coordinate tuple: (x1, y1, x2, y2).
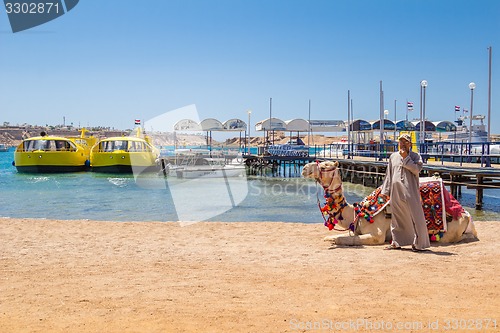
(407, 102, 414, 111)
(455, 105, 460, 112)
(135, 119, 141, 125)
(463, 109, 468, 113)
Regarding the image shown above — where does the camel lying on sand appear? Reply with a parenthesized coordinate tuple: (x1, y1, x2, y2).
(302, 161, 478, 246)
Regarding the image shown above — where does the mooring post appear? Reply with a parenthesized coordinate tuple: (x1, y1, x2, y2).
(476, 175, 483, 210)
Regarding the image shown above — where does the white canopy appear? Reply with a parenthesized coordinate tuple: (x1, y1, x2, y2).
(254, 118, 287, 131)
(174, 118, 246, 132)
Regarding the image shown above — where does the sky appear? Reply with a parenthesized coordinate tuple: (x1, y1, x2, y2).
(1, 0, 499, 138)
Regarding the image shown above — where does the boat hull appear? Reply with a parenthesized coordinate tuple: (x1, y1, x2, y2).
(91, 163, 159, 174)
(14, 164, 88, 173)
(14, 151, 90, 173)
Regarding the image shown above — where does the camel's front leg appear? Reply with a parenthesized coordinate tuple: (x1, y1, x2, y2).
(324, 233, 386, 246)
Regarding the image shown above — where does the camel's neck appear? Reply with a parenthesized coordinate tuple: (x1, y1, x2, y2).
(335, 194, 356, 229)
(323, 188, 356, 229)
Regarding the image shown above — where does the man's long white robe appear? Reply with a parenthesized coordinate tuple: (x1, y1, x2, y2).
(381, 151, 430, 249)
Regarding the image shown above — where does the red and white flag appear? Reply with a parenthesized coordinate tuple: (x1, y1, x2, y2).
(455, 105, 460, 112)
(134, 119, 141, 125)
(407, 102, 414, 111)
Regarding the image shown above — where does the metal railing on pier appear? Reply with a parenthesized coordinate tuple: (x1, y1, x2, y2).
(310, 142, 500, 167)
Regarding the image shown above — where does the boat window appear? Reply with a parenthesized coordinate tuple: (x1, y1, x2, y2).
(23, 140, 35, 151)
(29, 140, 50, 151)
(68, 141, 77, 151)
(116, 141, 127, 151)
(101, 141, 124, 152)
(55, 140, 71, 151)
(45, 140, 56, 151)
(101, 141, 112, 152)
(128, 141, 138, 152)
(129, 141, 147, 152)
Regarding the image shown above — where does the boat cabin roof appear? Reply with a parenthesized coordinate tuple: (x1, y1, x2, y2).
(100, 136, 149, 142)
(24, 136, 72, 141)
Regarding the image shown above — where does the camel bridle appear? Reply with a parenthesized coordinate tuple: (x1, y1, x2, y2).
(314, 161, 354, 232)
(315, 161, 343, 194)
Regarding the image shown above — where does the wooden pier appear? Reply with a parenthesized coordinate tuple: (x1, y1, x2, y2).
(243, 155, 500, 210)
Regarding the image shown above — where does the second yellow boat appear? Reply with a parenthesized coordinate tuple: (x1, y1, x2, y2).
(90, 128, 160, 173)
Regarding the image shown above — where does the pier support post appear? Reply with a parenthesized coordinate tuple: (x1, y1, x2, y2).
(476, 175, 483, 210)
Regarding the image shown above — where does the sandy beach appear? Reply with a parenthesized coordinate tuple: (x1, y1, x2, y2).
(1, 218, 499, 333)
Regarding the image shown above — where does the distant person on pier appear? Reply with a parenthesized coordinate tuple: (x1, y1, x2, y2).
(381, 133, 430, 252)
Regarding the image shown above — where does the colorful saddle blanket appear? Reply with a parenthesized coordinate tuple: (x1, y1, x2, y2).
(419, 177, 447, 233)
(354, 177, 464, 234)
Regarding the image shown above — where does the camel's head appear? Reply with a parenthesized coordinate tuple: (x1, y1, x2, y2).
(302, 161, 342, 192)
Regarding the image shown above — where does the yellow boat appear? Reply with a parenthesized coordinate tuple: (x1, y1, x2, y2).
(13, 129, 96, 173)
(90, 128, 160, 173)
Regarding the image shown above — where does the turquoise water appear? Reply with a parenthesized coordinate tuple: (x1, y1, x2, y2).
(1, 150, 499, 222)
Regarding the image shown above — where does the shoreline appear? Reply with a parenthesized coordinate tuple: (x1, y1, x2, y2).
(1, 218, 499, 332)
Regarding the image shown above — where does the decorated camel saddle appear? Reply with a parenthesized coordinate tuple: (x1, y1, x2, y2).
(347, 177, 470, 241)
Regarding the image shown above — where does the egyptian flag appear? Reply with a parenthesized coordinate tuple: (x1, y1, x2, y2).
(455, 105, 460, 112)
(135, 119, 141, 125)
(407, 102, 414, 111)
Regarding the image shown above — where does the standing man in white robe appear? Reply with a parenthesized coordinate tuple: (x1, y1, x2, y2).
(381, 134, 430, 251)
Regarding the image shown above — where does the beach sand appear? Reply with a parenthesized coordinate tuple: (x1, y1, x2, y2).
(1, 218, 498, 333)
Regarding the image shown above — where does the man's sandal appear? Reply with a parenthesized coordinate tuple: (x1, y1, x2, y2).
(411, 245, 428, 252)
(384, 244, 401, 250)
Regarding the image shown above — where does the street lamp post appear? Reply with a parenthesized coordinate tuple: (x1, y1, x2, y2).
(379, 81, 384, 161)
(487, 47, 492, 144)
(468, 82, 476, 156)
(347, 90, 351, 158)
(420, 80, 428, 148)
(247, 109, 252, 155)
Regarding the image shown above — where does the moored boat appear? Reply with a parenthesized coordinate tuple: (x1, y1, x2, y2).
(13, 129, 96, 173)
(90, 128, 160, 173)
(162, 148, 246, 178)
(174, 157, 246, 179)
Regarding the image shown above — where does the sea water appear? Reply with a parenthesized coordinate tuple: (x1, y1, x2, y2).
(1, 150, 498, 222)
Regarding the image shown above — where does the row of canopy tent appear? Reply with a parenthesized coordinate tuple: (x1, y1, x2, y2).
(357, 119, 457, 132)
(173, 118, 458, 133)
(173, 118, 346, 133)
(173, 118, 247, 132)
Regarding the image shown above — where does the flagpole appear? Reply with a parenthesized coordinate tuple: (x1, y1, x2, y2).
(350, 98, 354, 155)
(379, 81, 384, 161)
(308, 99, 311, 146)
(486, 46, 492, 167)
(487, 46, 492, 143)
(347, 90, 351, 159)
(406, 99, 408, 122)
